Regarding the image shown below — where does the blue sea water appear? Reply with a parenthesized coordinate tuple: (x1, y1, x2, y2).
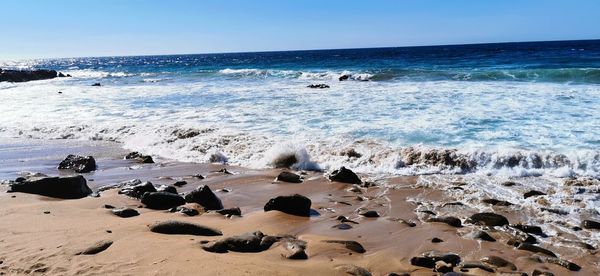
(1, 39, 600, 177)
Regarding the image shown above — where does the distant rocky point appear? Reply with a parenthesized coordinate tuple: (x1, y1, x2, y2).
(0, 68, 70, 83)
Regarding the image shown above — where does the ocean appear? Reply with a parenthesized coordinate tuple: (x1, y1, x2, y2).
(1, 39, 600, 178)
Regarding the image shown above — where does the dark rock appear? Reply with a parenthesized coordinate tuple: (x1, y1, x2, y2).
(459, 261, 494, 273)
(15, 177, 26, 183)
(564, 177, 600, 186)
(323, 240, 366, 253)
(157, 185, 178, 194)
(481, 256, 517, 270)
(111, 208, 139, 218)
(92, 83, 101, 86)
(339, 74, 350, 81)
(202, 231, 276, 253)
(540, 207, 568, 215)
(66, 74, 72, 77)
(75, 240, 113, 255)
(468, 212, 509, 226)
(9, 175, 92, 199)
(307, 84, 330, 89)
(332, 223, 353, 230)
(431, 237, 444, 243)
(184, 185, 223, 210)
(103, 204, 115, 209)
(58, 72, 66, 77)
(0, 69, 58, 83)
(411, 251, 461, 268)
(515, 242, 556, 257)
(524, 190, 546, 199)
(43, 211, 51, 214)
(173, 180, 187, 187)
(119, 181, 156, 198)
(149, 220, 222, 236)
(216, 207, 242, 216)
(512, 224, 545, 236)
(582, 219, 600, 230)
(124, 152, 154, 163)
(501, 181, 518, 187)
(471, 230, 496, 242)
(172, 206, 200, 216)
(282, 238, 308, 259)
(276, 171, 302, 183)
(482, 198, 513, 206)
(359, 210, 380, 218)
(264, 194, 311, 217)
(427, 216, 462, 227)
(328, 166, 362, 184)
(58, 154, 96, 173)
(141, 191, 186, 210)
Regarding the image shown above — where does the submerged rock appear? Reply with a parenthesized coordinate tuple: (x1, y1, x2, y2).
(149, 220, 222, 236)
(328, 166, 362, 184)
(58, 154, 96, 173)
(468, 212, 509, 226)
(323, 240, 366, 253)
(124, 152, 154, 163)
(482, 198, 513, 206)
(141, 191, 186, 210)
(275, 171, 303, 183)
(9, 175, 92, 199)
(264, 194, 312, 217)
(512, 224, 545, 236)
(0, 68, 58, 83)
(75, 240, 113, 255)
(480, 255, 517, 271)
(184, 185, 223, 210)
(582, 219, 600, 230)
(515, 242, 556, 257)
(359, 210, 380, 218)
(307, 84, 330, 89)
(524, 190, 546, 199)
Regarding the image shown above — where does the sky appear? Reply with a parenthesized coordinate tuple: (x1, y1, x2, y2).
(1, 0, 599, 60)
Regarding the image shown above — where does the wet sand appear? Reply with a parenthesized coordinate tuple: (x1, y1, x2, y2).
(0, 140, 598, 275)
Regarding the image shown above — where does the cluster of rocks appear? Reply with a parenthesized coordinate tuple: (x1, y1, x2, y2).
(0, 68, 70, 83)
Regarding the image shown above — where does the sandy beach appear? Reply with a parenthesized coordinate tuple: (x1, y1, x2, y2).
(0, 139, 598, 276)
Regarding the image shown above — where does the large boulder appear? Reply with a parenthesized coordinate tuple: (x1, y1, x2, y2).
(328, 166, 362, 184)
(0, 68, 58, 83)
(141, 191, 185, 210)
(264, 194, 311, 217)
(149, 221, 222, 236)
(9, 175, 92, 199)
(276, 171, 302, 183)
(184, 185, 223, 210)
(58, 154, 96, 173)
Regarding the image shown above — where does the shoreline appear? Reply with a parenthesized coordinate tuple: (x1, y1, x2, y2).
(1, 139, 599, 275)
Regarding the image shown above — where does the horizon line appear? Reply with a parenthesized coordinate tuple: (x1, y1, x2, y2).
(3, 37, 600, 62)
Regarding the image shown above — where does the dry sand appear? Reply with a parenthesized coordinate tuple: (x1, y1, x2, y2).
(0, 140, 599, 275)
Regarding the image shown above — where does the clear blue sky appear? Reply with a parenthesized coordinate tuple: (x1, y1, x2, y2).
(1, 0, 599, 60)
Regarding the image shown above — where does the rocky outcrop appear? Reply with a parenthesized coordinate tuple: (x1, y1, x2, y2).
(9, 175, 92, 199)
(149, 220, 222, 236)
(184, 185, 223, 210)
(58, 155, 96, 173)
(0, 68, 58, 83)
(264, 194, 312, 217)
